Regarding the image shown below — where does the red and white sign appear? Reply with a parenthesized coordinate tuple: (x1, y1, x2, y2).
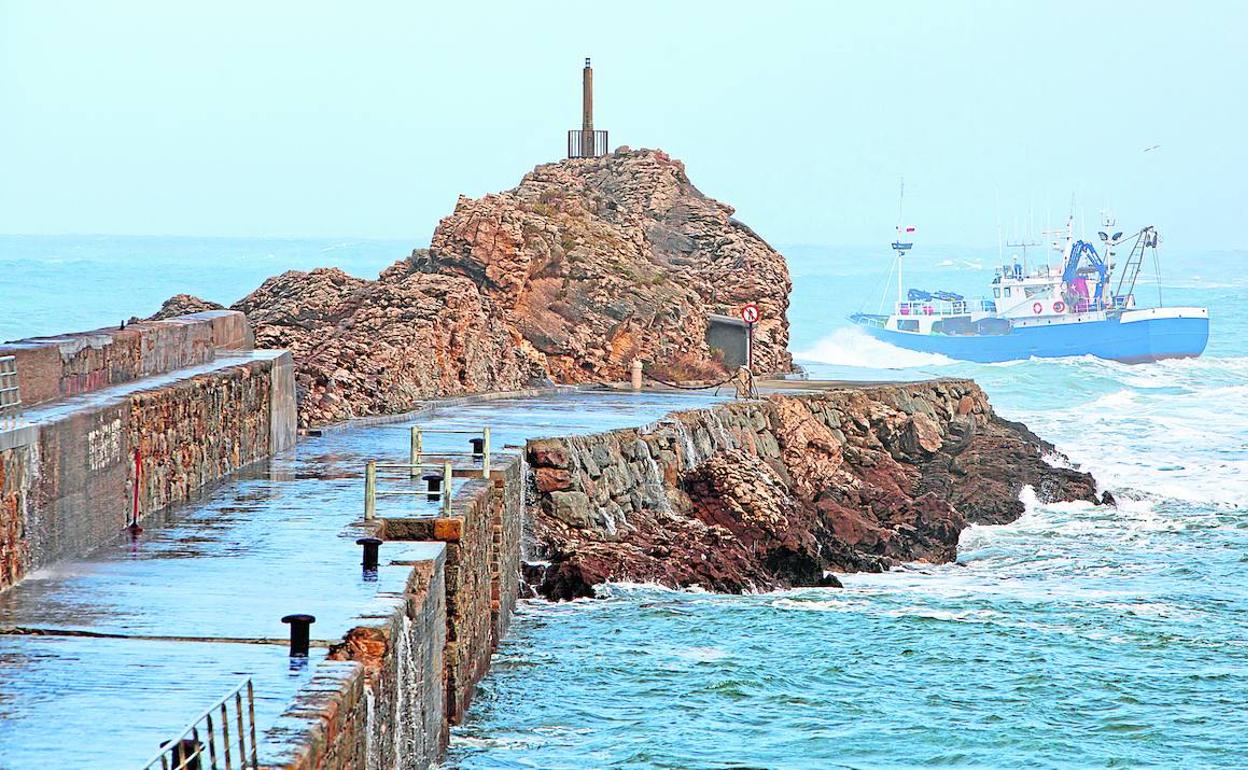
(740, 303, 761, 324)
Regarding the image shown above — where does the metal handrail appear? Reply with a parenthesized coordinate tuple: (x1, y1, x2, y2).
(364, 425, 494, 520)
(138, 678, 258, 770)
(364, 459, 453, 519)
(410, 426, 491, 476)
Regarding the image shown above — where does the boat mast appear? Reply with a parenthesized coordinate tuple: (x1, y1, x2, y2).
(897, 179, 904, 309)
(891, 178, 913, 311)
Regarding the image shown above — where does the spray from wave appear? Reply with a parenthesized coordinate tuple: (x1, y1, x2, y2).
(794, 327, 955, 369)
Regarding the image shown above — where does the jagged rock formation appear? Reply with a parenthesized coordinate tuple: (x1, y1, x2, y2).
(230, 263, 540, 426)
(429, 148, 792, 381)
(152, 149, 792, 425)
(524, 380, 1109, 599)
(146, 294, 226, 321)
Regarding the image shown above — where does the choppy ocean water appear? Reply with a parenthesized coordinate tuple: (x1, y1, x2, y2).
(4, 236, 1246, 767)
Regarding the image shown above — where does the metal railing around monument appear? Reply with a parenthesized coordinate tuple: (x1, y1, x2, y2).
(567, 129, 609, 158)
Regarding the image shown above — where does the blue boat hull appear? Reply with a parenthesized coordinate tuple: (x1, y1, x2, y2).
(853, 313, 1209, 364)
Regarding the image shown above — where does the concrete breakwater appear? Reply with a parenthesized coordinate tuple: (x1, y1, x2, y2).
(0, 316, 1103, 769)
(0, 304, 531, 768)
(0, 311, 295, 590)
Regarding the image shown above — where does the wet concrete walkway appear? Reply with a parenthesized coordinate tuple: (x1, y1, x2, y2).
(0, 389, 723, 767)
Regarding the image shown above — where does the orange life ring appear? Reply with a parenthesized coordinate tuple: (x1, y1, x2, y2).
(1032, 302, 1043, 315)
(1053, 300, 1066, 313)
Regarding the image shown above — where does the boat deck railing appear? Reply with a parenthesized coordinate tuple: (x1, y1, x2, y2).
(1073, 295, 1132, 313)
(896, 299, 996, 317)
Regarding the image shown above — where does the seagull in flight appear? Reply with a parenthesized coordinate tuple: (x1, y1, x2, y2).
(1144, 144, 1161, 152)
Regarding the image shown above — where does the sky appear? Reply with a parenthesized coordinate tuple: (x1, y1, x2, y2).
(1, 0, 1245, 249)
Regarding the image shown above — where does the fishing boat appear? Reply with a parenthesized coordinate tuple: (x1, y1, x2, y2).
(850, 215, 1209, 363)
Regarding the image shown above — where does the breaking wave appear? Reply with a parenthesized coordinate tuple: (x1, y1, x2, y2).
(793, 326, 955, 369)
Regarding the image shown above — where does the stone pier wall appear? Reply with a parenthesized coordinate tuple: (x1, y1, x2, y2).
(489, 456, 524, 645)
(0, 312, 295, 591)
(524, 381, 1103, 598)
(0, 435, 36, 588)
(383, 456, 524, 724)
(129, 356, 288, 516)
(264, 548, 448, 770)
(1, 310, 252, 407)
(263, 455, 525, 769)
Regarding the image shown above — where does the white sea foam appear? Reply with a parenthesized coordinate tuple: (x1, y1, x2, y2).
(794, 326, 956, 369)
(671, 646, 730, 662)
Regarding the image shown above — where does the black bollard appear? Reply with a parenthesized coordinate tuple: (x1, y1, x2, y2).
(469, 437, 485, 459)
(161, 738, 202, 770)
(421, 473, 443, 501)
(356, 536, 382, 571)
(281, 613, 316, 657)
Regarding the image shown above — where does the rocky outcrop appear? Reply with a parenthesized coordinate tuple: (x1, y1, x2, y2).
(146, 294, 226, 321)
(151, 149, 792, 425)
(231, 263, 540, 427)
(428, 148, 793, 381)
(525, 379, 1107, 599)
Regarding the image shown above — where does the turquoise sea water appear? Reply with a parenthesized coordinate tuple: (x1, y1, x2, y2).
(4, 236, 1246, 767)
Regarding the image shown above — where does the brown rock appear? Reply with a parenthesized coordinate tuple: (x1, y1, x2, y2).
(429, 148, 794, 380)
(146, 294, 226, 321)
(526, 380, 1104, 598)
(534, 467, 573, 492)
(153, 149, 790, 427)
(230, 266, 537, 427)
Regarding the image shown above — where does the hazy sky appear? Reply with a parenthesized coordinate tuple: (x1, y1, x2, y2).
(2, 1, 1244, 249)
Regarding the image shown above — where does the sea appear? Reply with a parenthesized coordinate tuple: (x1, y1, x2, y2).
(3, 235, 1245, 768)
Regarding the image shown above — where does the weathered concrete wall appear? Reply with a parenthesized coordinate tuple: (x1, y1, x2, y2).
(20, 399, 133, 577)
(269, 351, 298, 453)
(0, 308, 294, 592)
(0, 436, 36, 587)
(264, 547, 448, 770)
(0, 310, 253, 408)
(263, 455, 525, 769)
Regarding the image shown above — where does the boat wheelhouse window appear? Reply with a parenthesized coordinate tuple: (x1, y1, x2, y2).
(1004, 287, 1012, 297)
(1024, 286, 1045, 298)
(897, 319, 919, 331)
(993, 288, 1001, 298)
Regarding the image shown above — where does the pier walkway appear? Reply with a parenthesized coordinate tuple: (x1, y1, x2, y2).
(0, 390, 722, 766)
